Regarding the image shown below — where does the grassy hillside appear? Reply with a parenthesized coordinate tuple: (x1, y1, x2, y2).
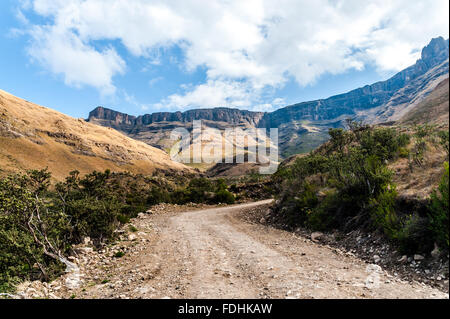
(0, 89, 189, 181)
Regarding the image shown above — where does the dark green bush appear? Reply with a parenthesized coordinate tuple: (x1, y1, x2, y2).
(429, 162, 449, 251)
(185, 178, 213, 203)
(306, 190, 339, 231)
(370, 186, 399, 239)
(214, 189, 235, 204)
(114, 251, 125, 258)
(171, 178, 236, 205)
(328, 128, 353, 153)
(147, 187, 171, 206)
(396, 214, 433, 254)
(359, 127, 409, 161)
(64, 198, 122, 245)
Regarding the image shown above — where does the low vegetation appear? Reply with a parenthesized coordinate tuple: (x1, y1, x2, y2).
(272, 121, 449, 256)
(0, 169, 235, 292)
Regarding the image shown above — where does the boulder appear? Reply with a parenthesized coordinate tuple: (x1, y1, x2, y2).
(310, 232, 323, 242)
(431, 243, 440, 259)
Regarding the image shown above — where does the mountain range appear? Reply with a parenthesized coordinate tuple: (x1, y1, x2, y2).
(0, 37, 448, 180)
(88, 37, 449, 159)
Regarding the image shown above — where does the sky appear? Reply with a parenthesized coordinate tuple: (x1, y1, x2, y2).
(0, 0, 448, 118)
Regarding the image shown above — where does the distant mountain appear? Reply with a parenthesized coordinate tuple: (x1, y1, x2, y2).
(88, 37, 449, 159)
(0, 89, 190, 181)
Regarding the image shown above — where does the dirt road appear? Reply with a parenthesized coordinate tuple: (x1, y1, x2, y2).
(48, 200, 447, 299)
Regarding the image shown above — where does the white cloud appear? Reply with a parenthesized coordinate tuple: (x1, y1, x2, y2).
(20, 0, 449, 107)
(27, 25, 125, 95)
(153, 79, 256, 111)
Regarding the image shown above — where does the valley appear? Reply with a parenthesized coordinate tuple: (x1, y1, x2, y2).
(0, 36, 448, 300)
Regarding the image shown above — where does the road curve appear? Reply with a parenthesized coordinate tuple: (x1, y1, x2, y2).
(58, 200, 448, 299)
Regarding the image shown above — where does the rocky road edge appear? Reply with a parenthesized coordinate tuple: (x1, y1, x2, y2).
(9, 202, 219, 299)
(247, 205, 449, 294)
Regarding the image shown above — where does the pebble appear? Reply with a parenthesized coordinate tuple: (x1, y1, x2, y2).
(398, 255, 408, 263)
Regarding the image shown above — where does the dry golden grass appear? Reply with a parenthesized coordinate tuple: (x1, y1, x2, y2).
(0, 89, 190, 181)
(389, 149, 447, 199)
(392, 78, 449, 198)
(388, 126, 449, 199)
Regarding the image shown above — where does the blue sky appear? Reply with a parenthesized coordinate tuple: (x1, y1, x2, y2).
(0, 0, 448, 118)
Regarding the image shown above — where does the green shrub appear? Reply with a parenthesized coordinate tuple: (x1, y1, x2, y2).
(275, 182, 318, 228)
(370, 186, 399, 239)
(63, 198, 121, 245)
(114, 251, 125, 258)
(0, 173, 69, 292)
(328, 128, 353, 153)
(185, 178, 213, 203)
(214, 189, 235, 204)
(328, 152, 393, 202)
(146, 187, 171, 206)
(129, 225, 138, 233)
(410, 124, 436, 168)
(359, 127, 409, 161)
(117, 214, 130, 225)
(398, 147, 409, 158)
(437, 130, 449, 155)
(396, 214, 433, 254)
(307, 190, 340, 231)
(429, 162, 449, 251)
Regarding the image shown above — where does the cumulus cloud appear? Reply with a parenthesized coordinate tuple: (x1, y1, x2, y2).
(153, 79, 256, 111)
(27, 25, 125, 95)
(19, 0, 449, 107)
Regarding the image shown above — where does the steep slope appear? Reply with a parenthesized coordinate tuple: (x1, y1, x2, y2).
(88, 37, 449, 161)
(398, 78, 449, 126)
(0, 89, 190, 181)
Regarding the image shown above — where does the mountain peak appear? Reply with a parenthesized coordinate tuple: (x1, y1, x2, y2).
(421, 36, 449, 62)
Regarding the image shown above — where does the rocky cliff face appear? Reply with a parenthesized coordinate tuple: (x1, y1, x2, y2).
(264, 37, 449, 127)
(89, 107, 265, 129)
(88, 37, 449, 158)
